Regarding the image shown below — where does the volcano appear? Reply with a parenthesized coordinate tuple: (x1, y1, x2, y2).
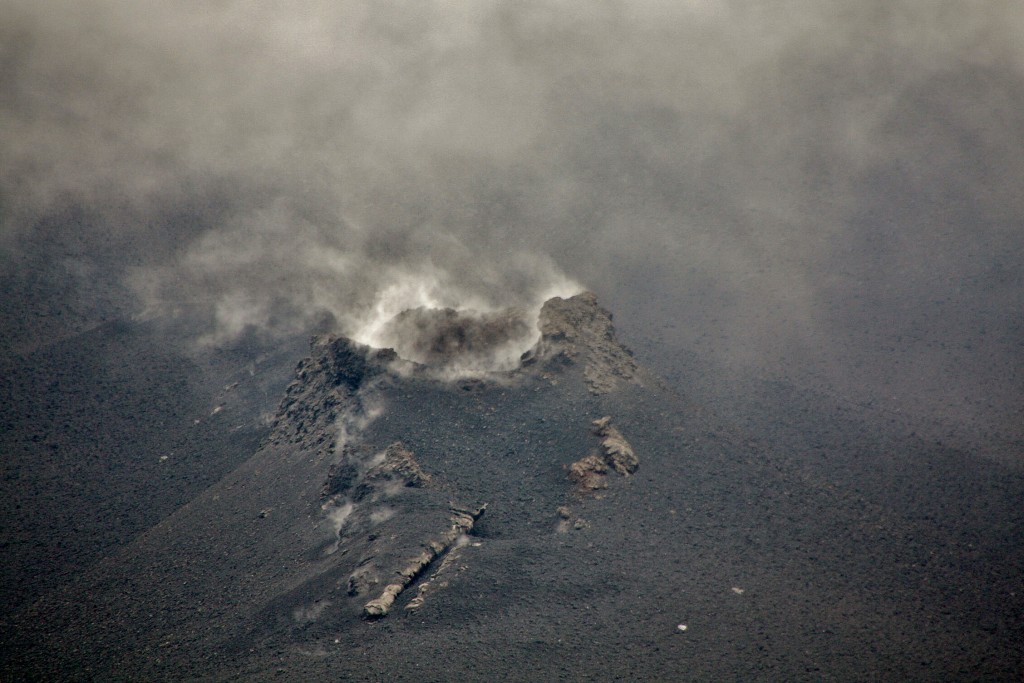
(2, 293, 1023, 681)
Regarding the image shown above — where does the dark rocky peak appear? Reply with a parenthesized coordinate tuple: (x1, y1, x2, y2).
(270, 336, 400, 455)
(304, 334, 401, 390)
(523, 291, 640, 394)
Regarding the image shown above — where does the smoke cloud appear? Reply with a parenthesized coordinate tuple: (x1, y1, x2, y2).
(3, 2, 1022, 440)
(372, 306, 535, 371)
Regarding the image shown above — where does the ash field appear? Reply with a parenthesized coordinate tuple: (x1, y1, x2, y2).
(3, 2, 1024, 681)
(2, 293, 1022, 681)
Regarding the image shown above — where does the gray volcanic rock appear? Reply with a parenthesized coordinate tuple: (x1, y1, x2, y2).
(567, 416, 638, 498)
(1, 291, 647, 679)
(567, 452, 609, 494)
(523, 291, 643, 393)
(271, 335, 401, 457)
(360, 441, 433, 492)
(592, 416, 638, 475)
(362, 503, 486, 618)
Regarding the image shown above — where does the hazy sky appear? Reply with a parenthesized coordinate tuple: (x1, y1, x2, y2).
(2, 1, 1022, 442)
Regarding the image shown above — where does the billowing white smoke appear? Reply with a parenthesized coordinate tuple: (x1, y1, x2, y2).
(326, 502, 355, 536)
(349, 272, 577, 372)
(128, 211, 581, 358)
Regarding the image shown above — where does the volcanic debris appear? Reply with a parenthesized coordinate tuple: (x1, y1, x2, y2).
(293, 293, 643, 618)
(322, 441, 431, 510)
(361, 441, 432, 493)
(568, 454, 610, 493)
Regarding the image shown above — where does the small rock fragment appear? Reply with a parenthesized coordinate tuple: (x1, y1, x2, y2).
(568, 454, 609, 493)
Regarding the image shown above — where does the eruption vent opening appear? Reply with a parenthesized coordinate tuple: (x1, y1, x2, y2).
(371, 306, 537, 372)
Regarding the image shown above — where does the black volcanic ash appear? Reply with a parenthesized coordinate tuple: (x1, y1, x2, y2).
(375, 306, 534, 371)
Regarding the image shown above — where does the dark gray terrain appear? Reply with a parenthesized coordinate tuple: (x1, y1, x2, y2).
(2, 293, 1022, 681)
(3, 4, 1024, 680)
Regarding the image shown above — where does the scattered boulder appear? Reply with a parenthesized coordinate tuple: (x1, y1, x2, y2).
(555, 505, 589, 533)
(568, 454, 609, 493)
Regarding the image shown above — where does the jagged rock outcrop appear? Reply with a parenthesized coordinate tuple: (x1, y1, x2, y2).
(523, 292, 639, 394)
(363, 442, 432, 490)
(567, 416, 637, 498)
(592, 416, 638, 475)
(568, 454, 609, 493)
(322, 441, 430, 509)
(279, 294, 643, 619)
(264, 295, 646, 621)
(269, 336, 400, 457)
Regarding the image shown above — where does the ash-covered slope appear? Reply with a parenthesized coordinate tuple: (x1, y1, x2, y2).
(1, 293, 652, 678)
(4, 294, 1024, 682)
(0, 318, 304, 617)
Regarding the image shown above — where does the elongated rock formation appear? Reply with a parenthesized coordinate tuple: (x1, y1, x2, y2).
(363, 504, 487, 618)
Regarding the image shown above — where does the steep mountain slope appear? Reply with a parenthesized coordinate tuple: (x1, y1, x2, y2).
(3, 294, 1023, 681)
(0, 319, 304, 614)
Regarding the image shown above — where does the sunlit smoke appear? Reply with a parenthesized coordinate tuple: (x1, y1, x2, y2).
(352, 272, 449, 350)
(347, 268, 580, 372)
(369, 507, 396, 525)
